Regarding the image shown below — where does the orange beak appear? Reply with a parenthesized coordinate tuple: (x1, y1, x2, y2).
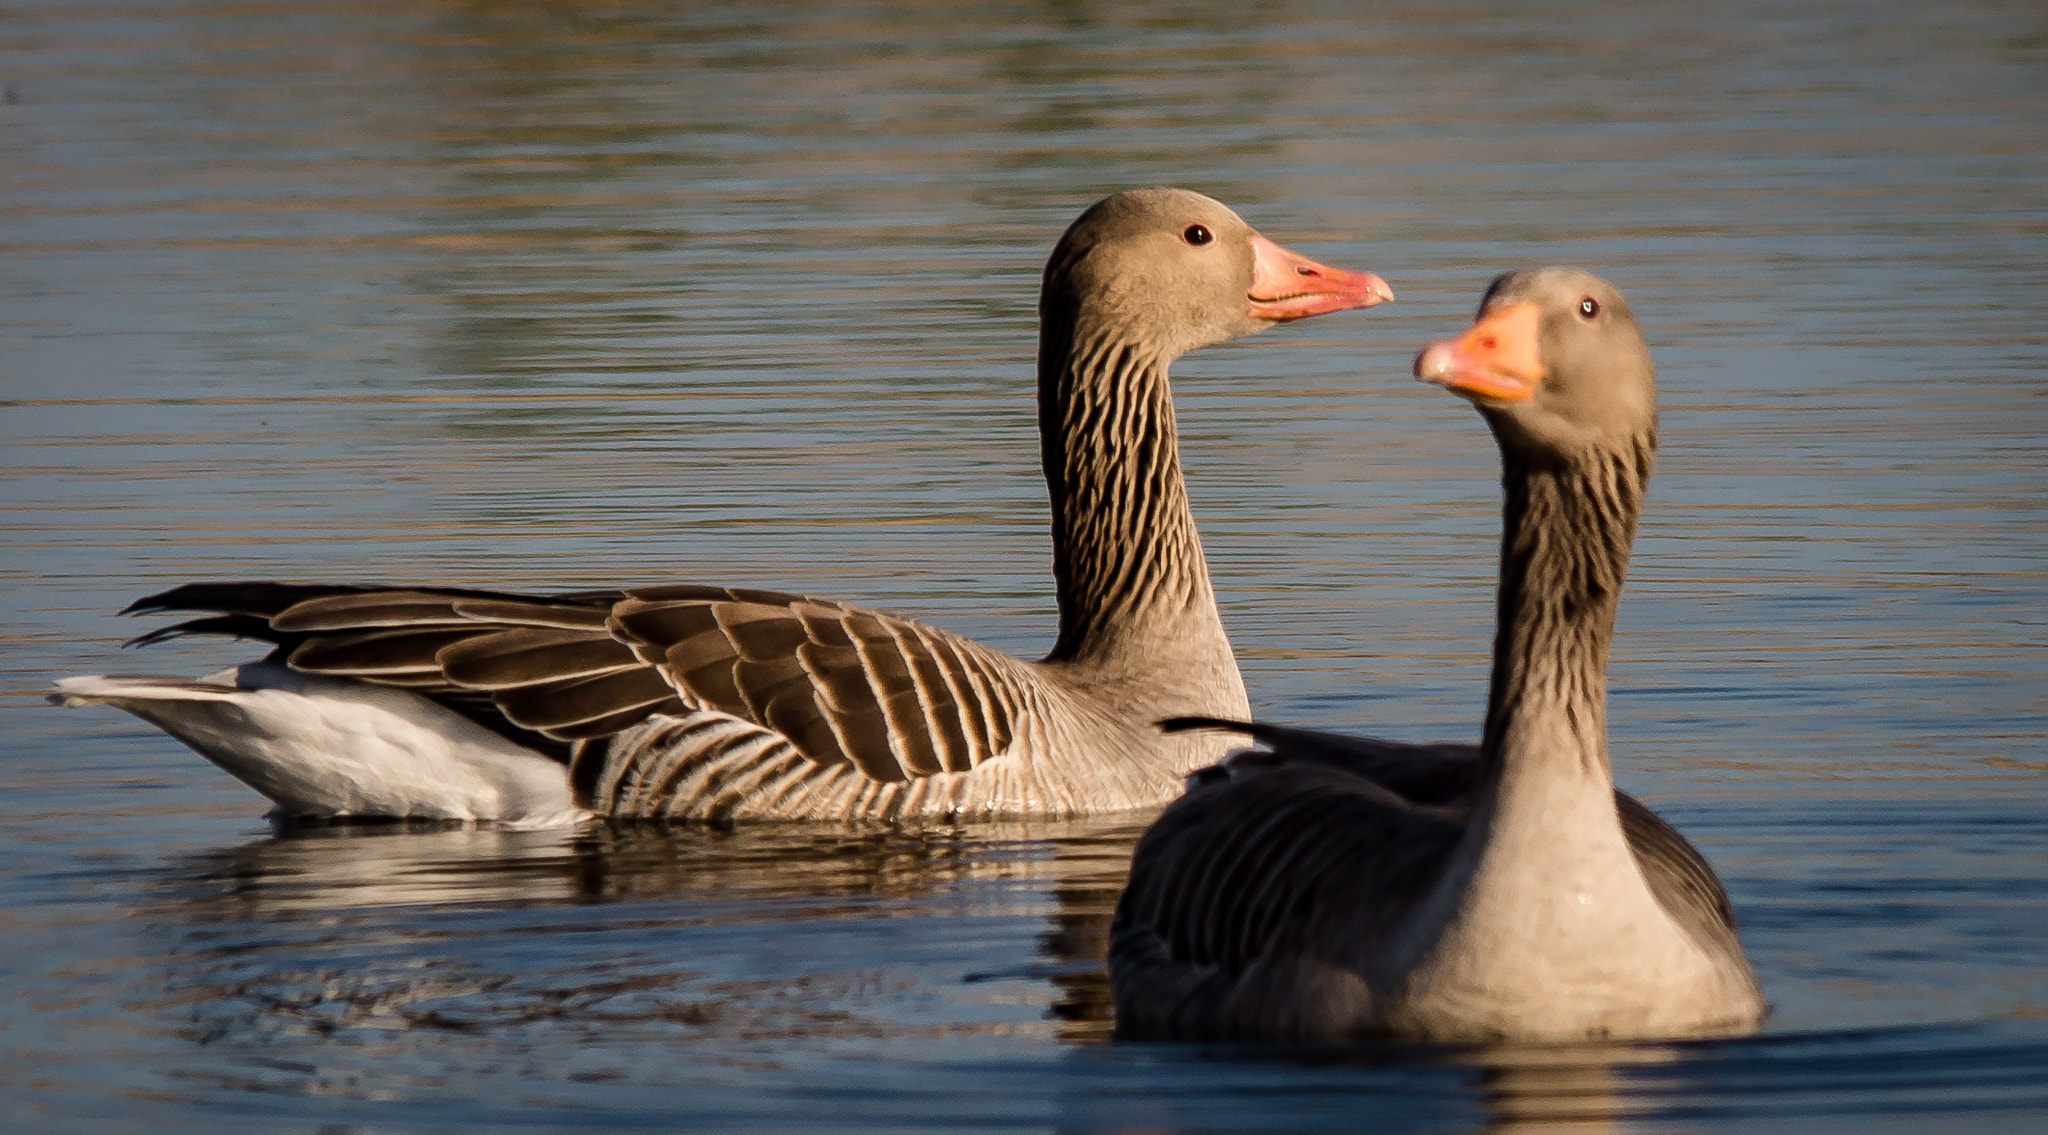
(1414, 302, 1547, 403)
(1246, 234, 1393, 322)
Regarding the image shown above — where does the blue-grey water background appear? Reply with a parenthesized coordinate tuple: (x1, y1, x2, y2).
(3, 1, 2045, 1131)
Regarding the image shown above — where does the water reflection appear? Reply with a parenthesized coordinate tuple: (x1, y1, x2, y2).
(126, 821, 1731, 1129)
(167, 823, 591, 911)
(139, 817, 1142, 1055)
(1462, 1044, 1659, 1135)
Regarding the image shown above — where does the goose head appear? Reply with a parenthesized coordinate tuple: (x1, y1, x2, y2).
(1415, 267, 1658, 459)
(1045, 187, 1393, 360)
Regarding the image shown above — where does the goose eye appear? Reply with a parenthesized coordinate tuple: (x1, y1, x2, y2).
(1182, 224, 1214, 246)
(1578, 297, 1600, 319)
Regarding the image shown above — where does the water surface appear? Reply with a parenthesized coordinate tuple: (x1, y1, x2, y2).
(4, 1, 2045, 1130)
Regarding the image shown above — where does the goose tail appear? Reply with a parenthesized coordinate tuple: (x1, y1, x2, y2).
(50, 663, 585, 828)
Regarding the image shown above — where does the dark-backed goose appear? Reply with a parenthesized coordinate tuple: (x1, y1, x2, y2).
(1108, 268, 1766, 1042)
(51, 188, 1392, 827)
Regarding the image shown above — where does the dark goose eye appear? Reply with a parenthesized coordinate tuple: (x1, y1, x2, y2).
(1183, 224, 1213, 246)
(1578, 297, 1600, 319)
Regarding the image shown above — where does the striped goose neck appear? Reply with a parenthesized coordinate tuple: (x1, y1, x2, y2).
(1037, 313, 1219, 666)
(1479, 433, 1656, 783)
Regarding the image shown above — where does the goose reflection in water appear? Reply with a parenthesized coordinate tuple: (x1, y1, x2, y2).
(1162, 1039, 1682, 1135)
(1465, 1044, 1676, 1135)
(136, 818, 1141, 1051)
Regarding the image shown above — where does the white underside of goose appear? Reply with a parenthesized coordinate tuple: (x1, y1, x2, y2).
(52, 662, 589, 828)
(1383, 769, 1758, 1040)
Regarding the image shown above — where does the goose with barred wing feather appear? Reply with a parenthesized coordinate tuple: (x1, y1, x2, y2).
(52, 188, 1391, 826)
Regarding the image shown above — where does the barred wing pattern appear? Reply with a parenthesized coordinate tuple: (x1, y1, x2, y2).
(1110, 763, 1463, 1039)
(584, 586, 1043, 821)
(609, 586, 1020, 781)
(131, 582, 1040, 820)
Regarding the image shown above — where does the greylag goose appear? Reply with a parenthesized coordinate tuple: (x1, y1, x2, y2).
(51, 188, 1392, 827)
(1108, 268, 1766, 1043)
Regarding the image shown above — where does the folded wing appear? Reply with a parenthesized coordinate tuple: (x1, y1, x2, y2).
(127, 582, 1031, 798)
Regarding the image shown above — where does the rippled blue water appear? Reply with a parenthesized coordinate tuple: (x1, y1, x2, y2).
(4, 1, 2045, 1130)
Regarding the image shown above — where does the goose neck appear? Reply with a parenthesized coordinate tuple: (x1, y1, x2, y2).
(1479, 437, 1654, 789)
(1037, 314, 1222, 669)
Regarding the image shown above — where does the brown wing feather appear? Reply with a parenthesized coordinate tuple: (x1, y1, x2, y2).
(888, 622, 978, 773)
(122, 580, 1029, 794)
(273, 591, 481, 632)
(847, 614, 945, 777)
(919, 630, 1010, 771)
(437, 627, 643, 689)
(791, 641, 892, 770)
(610, 587, 1023, 783)
(285, 627, 486, 682)
(493, 667, 685, 733)
(447, 597, 614, 630)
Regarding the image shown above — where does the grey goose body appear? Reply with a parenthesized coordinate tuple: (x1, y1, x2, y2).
(1109, 269, 1766, 1043)
(52, 188, 1391, 825)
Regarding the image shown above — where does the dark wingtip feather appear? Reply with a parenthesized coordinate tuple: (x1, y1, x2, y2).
(122, 587, 204, 617)
(1157, 715, 1258, 737)
(121, 582, 374, 619)
(123, 614, 288, 649)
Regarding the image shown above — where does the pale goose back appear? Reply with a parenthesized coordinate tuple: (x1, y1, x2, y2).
(51, 189, 1392, 825)
(1108, 269, 1766, 1043)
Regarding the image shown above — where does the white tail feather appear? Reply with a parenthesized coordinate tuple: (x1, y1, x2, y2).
(51, 662, 584, 827)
